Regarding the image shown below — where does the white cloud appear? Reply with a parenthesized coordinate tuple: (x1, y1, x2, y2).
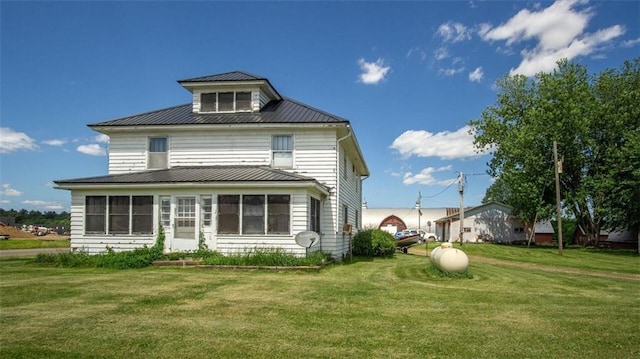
(77, 144, 106, 156)
(0, 199, 10, 205)
(434, 47, 449, 60)
(0, 127, 38, 153)
(357, 58, 391, 85)
(1, 184, 22, 197)
(43, 139, 67, 146)
(437, 22, 472, 43)
(402, 165, 457, 186)
(21, 200, 63, 211)
(469, 67, 484, 82)
(95, 134, 110, 143)
(439, 67, 465, 77)
(390, 126, 484, 160)
(512, 25, 625, 76)
(622, 37, 640, 47)
(479, 0, 625, 76)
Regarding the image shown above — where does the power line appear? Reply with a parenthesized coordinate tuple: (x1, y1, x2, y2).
(422, 178, 458, 199)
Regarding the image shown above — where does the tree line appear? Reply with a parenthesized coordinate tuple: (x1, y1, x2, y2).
(470, 58, 639, 247)
(0, 208, 71, 229)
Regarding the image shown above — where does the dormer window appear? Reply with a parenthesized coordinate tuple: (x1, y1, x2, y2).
(200, 91, 252, 113)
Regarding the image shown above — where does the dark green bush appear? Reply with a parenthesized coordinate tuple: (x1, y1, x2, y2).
(352, 230, 374, 256)
(353, 229, 396, 257)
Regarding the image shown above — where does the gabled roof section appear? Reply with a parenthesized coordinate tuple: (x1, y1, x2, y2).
(55, 165, 328, 189)
(88, 97, 349, 127)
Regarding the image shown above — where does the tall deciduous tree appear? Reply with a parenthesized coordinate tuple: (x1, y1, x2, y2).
(469, 59, 639, 249)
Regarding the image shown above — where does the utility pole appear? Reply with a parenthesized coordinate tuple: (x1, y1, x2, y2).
(416, 191, 422, 234)
(416, 191, 426, 256)
(458, 172, 465, 246)
(553, 141, 564, 256)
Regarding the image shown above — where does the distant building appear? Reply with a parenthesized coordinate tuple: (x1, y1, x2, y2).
(362, 204, 447, 239)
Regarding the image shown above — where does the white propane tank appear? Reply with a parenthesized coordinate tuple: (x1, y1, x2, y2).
(430, 243, 469, 273)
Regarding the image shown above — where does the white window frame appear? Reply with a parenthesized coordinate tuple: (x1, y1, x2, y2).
(84, 195, 153, 235)
(199, 91, 252, 113)
(148, 136, 168, 169)
(272, 135, 293, 168)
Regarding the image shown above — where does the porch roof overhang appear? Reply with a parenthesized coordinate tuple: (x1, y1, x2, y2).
(54, 165, 331, 196)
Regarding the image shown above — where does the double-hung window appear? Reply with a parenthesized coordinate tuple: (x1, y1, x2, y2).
(310, 197, 321, 233)
(272, 135, 293, 168)
(148, 137, 168, 169)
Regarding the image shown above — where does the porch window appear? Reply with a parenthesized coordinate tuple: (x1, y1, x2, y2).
(201, 196, 212, 227)
(175, 197, 196, 239)
(160, 197, 171, 227)
(108, 196, 130, 234)
(272, 135, 293, 168)
(218, 195, 239, 234)
(132, 196, 153, 234)
(267, 195, 290, 234)
(85, 195, 152, 235)
(217, 194, 291, 235)
(243, 195, 265, 234)
(85, 196, 106, 233)
(310, 197, 321, 233)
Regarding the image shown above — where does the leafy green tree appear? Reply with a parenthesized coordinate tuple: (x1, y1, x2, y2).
(470, 58, 639, 249)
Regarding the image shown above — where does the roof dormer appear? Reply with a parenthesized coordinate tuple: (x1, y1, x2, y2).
(178, 71, 282, 114)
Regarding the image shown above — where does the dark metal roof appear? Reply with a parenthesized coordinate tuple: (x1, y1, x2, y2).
(177, 71, 266, 83)
(55, 166, 323, 186)
(89, 98, 348, 127)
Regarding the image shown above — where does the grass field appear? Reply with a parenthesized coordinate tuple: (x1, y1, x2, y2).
(0, 238, 70, 250)
(0, 245, 638, 358)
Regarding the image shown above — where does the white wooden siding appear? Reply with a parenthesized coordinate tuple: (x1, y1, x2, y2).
(88, 126, 364, 259)
(68, 188, 319, 256)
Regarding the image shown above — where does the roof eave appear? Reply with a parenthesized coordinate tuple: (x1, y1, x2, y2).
(89, 122, 347, 133)
(54, 181, 330, 196)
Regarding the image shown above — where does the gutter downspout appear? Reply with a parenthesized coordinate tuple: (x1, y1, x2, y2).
(336, 125, 352, 257)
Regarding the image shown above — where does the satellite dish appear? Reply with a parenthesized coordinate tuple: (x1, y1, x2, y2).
(295, 231, 320, 248)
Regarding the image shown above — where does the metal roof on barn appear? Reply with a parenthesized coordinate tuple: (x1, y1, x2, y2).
(55, 165, 325, 186)
(89, 97, 348, 127)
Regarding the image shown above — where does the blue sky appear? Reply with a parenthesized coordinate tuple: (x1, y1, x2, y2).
(1, 0, 638, 212)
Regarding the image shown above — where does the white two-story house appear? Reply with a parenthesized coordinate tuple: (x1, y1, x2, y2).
(55, 71, 369, 259)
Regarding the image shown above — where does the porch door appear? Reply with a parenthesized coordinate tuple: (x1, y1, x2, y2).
(173, 197, 198, 251)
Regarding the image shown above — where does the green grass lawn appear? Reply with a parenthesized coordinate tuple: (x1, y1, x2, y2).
(0, 246, 638, 358)
(0, 238, 70, 250)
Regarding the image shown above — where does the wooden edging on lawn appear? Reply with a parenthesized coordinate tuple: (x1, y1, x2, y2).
(152, 259, 328, 271)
